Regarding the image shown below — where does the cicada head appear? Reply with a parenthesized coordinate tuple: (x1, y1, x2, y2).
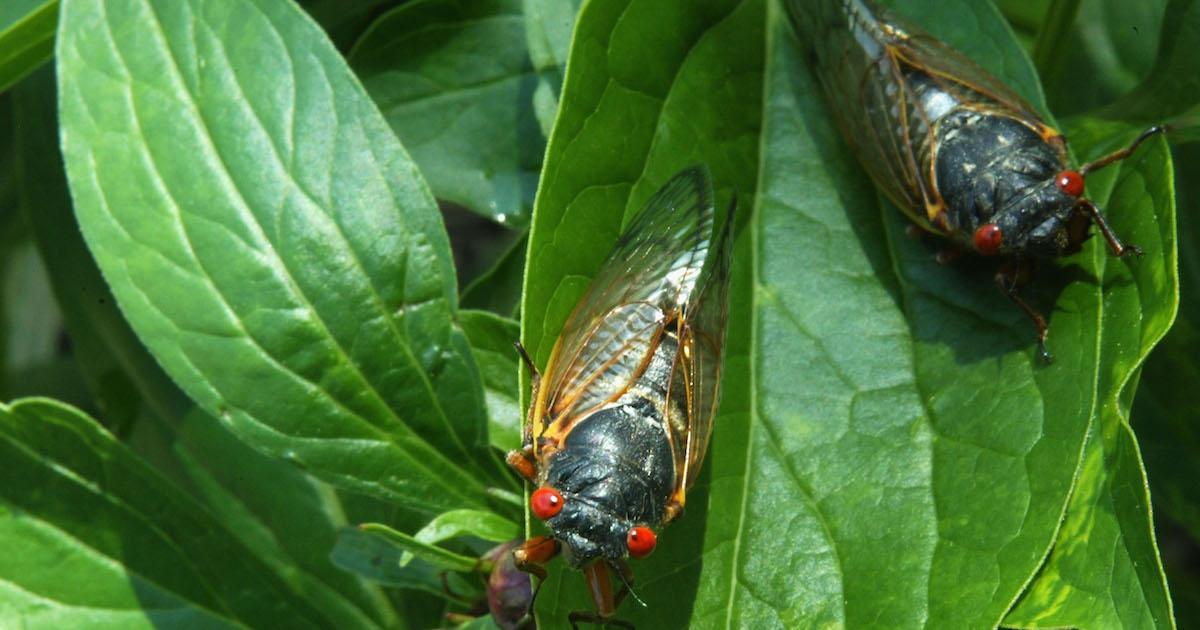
(935, 110, 1091, 258)
(531, 404, 671, 567)
(976, 172, 1089, 258)
(534, 489, 634, 567)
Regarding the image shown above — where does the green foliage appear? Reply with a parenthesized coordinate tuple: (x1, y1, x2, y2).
(0, 1, 56, 94)
(1, 0, 1196, 628)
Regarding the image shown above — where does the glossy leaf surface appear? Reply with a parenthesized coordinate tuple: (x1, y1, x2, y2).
(518, 0, 1178, 627)
(57, 0, 507, 514)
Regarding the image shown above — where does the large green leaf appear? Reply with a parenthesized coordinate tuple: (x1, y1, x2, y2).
(350, 0, 542, 227)
(13, 68, 400, 629)
(57, 0, 510, 513)
(519, 0, 1177, 627)
(1134, 142, 1200, 629)
(0, 397, 342, 628)
(519, 0, 763, 626)
(0, 0, 56, 94)
(1004, 134, 1177, 629)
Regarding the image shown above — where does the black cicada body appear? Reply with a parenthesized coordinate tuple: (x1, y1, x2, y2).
(785, 0, 1161, 360)
(507, 165, 733, 626)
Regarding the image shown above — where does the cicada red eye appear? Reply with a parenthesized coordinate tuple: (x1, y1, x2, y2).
(973, 223, 1003, 255)
(530, 487, 563, 520)
(1056, 170, 1085, 197)
(626, 526, 657, 558)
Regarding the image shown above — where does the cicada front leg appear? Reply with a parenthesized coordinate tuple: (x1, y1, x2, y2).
(512, 536, 560, 627)
(567, 561, 634, 630)
(995, 259, 1052, 364)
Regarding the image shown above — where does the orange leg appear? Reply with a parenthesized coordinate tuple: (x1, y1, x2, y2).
(512, 537, 560, 627)
(567, 561, 633, 629)
(506, 447, 538, 483)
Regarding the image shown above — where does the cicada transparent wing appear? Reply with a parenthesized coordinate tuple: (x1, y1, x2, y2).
(533, 166, 716, 455)
(784, 0, 1053, 231)
(675, 201, 734, 496)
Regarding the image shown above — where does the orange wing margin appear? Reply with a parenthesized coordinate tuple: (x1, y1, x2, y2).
(533, 166, 716, 455)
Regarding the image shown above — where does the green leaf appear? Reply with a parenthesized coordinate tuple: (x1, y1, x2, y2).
(1070, 0, 1200, 138)
(0, 1, 56, 94)
(1004, 134, 1177, 629)
(14, 68, 406, 622)
(1134, 142, 1200, 628)
(461, 233, 527, 318)
(1041, 0, 1166, 116)
(520, 0, 1177, 627)
(0, 397, 339, 628)
(350, 0, 542, 227)
(331, 526, 453, 596)
(57, 0, 509, 513)
(519, 0, 763, 626)
(414, 508, 521, 547)
(358, 523, 481, 573)
(522, 0, 581, 135)
(298, 0, 393, 53)
(459, 310, 522, 451)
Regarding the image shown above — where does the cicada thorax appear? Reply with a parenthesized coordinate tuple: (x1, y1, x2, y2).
(535, 332, 686, 567)
(928, 107, 1092, 257)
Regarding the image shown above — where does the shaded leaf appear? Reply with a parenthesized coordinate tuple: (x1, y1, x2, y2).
(522, 0, 580, 135)
(461, 234, 527, 318)
(359, 523, 481, 573)
(331, 527, 452, 596)
(1068, 0, 1200, 145)
(1005, 134, 1176, 630)
(460, 309, 522, 451)
(351, 0, 542, 227)
(0, 1, 56, 94)
(0, 398, 335, 628)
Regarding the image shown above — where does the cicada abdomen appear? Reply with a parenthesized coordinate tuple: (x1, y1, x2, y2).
(786, 0, 1161, 361)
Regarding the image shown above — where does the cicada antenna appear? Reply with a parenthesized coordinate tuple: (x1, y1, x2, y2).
(609, 559, 647, 608)
(513, 341, 538, 376)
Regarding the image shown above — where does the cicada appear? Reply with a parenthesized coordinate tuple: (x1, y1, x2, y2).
(507, 165, 733, 627)
(785, 0, 1161, 361)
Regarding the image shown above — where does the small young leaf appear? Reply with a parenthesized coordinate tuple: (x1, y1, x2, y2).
(358, 523, 481, 573)
(415, 509, 521, 546)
